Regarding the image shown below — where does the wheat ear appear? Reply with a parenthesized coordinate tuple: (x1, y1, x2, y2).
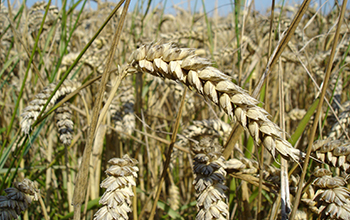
(309, 168, 350, 220)
(21, 80, 81, 135)
(192, 138, 229, 219)
(112, 81, 135, 137)
(55, 103, 74, 146)
(312, 139, 350, 172)
(0, 179, 40, 220)
(177, 119, 232, 148)
(94, 154, 138, 220)
(328, 101, 350, 141)
(128, 42, 304, 162)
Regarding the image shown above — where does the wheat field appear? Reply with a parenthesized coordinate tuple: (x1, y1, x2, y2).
(0, 0, 350, 219)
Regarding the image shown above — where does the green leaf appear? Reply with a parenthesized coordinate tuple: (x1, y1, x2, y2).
(288, 98, 320, 146)
(157, 200, 184, 220)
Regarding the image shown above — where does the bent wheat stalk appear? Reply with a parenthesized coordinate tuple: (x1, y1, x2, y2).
(128, 42, 304, 162)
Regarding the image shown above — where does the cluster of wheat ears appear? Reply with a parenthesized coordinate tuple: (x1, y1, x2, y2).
(0, 0, 350, 219)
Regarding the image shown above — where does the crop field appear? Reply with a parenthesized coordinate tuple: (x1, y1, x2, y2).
(0, 0, 350, 219)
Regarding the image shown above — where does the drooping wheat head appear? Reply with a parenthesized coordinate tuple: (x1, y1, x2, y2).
(307, 167, 350, 220)
(128, 42, 304, 162)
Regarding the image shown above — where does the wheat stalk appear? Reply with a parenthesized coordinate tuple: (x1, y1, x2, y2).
(128, 42, 304, 162)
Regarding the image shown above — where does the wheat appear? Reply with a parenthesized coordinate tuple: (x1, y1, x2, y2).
(287, 108, 307, 121)
(3, 1, 350, 219)
(225, 157, 300, 194)
(128, 42, 304, 162)
(94, 154, 138, 220)
(172, 119, 231, 171)
(312, 139, 350, 172)
(328, 101, 350, 141)
(55, 103, 74, 146)
(168, 184, 180, 211)
(0, 179, 40, 220)
(192, 138, 229, 220)
(20, 80, 81, 135)
(307, 167, 350, 220)
(109, 79, 136, 137)
(177, 119, 232, 148)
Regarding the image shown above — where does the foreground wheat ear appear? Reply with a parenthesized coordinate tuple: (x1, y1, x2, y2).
(192, 138, 229, 219)
(306, 168, 350, 220)
(94, 154, 139, 220)
(0, 179, 40, 220)
(128, 42, 304, 162)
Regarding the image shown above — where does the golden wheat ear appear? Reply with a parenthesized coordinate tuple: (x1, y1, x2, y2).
(312, 139, 350, 172)
(192, 138, 229, 219)
(94, 154, 138, 220)
(128, 42, 305, 162)
(308, 167, 350, 220)
(328, 101, 350, 140)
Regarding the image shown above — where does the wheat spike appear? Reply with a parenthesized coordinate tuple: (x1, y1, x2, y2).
(192, 138, 229, 220)
(20, 80, 81, 135)
(55, 103, 74, 146)
(225, 157, 300, 193)
(128, 42, 304, 162)
(111, 79, 136, 137)
(328, 101, 350, 141)
(312, 139, 350, 172)
(177, 119, 232, 148)
(94, 154, 138, 220)
(308, 167, 350, 220)
(168, 184, 180, 211)
(0, 179, 40, 220)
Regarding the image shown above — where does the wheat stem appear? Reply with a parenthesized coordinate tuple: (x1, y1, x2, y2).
(72, 1, 129, 219)
(290, 0, 348, 218)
